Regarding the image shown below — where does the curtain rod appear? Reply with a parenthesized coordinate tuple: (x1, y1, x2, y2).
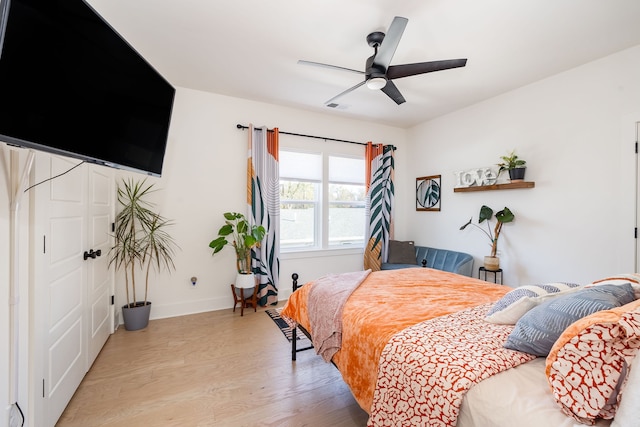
(236, 124, 367, 147)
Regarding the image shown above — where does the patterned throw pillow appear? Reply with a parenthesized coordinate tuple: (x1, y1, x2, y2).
(485, 282, 581, 325)
(546, 298, 640, 424)
(504, 284, 636, 357)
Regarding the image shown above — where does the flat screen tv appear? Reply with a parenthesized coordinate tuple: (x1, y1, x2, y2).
(0, 0, 175, 176)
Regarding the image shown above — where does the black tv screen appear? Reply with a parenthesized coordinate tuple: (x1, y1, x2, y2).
(0, 0, 175, 176)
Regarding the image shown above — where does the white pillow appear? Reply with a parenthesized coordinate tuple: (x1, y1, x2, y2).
(485, 282, 581, 325)
(611, 357, 640, 427)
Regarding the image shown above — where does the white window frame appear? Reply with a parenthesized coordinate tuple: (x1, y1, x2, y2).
(279, 136, 365, 254)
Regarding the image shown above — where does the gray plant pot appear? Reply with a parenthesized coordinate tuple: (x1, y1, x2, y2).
(122, 301, 152, 331)
(508, 167, 526, 181)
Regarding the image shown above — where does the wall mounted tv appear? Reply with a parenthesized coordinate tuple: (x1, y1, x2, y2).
(0, 0, 175, 176)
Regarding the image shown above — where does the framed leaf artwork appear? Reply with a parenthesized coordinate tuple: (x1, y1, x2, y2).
(416, 175, 441, 211)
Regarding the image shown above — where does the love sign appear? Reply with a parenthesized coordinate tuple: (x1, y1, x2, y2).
(454, 167, 498, 188)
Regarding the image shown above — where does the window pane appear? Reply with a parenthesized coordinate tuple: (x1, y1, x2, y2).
(280, 151, 321, 180)
(280, 203, 316, 249)
(329, 183, 365, 246)
(281, 179, 318, 248)
(329, 204, 365, 246)
(328, 183, 366, 202)
(329, 156, 364, 184)
(280, 181, 316, 201)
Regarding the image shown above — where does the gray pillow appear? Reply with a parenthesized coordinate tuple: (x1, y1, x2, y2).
(504, 283, 636, 356)
(387, 240, 417, 264)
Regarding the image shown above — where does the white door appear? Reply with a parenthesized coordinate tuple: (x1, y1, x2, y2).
(32, 154, 113, 426)
(86, 167, 113, 365)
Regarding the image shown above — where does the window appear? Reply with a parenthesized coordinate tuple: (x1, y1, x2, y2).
(279, 151, 320, 249)
(280, 147, 365, 251)
(328, 156, 366, 246)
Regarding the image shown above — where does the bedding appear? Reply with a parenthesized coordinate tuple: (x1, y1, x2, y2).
(459, 358, 611, 427)
(368, 303, 535, 426)
(307, 269, 370, 362)
(280, 268, 624, 426)
(281, 269, 511, 413)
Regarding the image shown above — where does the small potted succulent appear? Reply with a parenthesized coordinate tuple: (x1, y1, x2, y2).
(497, 150, 527, 181)
(460, 205, 514, 270)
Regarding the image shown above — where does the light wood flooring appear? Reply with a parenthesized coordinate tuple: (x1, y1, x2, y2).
(56, 303, 369, 427)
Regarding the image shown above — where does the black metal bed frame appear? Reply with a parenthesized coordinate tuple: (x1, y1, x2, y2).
(290, 273, 314, 360)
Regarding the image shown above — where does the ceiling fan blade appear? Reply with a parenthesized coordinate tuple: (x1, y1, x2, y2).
(325, 80, 367, 105)
(386, 59, 467, 80)
(372, 16, 408, 70)
(380, 81, 406, 105)
(298, 60, 364, 75)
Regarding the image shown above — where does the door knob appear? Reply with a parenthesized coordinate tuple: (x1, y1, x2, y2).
(83, 249, 102, 260)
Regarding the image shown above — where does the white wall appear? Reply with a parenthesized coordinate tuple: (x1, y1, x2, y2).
(0, 147, 32, 427)
(402, 45, 640, 286)
(0, 148, 10, 427)
(111, 90, 408, 319)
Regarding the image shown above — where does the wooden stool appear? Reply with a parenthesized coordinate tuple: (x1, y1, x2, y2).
(230, 284, 258, 316)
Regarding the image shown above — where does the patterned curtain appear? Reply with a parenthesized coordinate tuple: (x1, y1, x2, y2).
(247, 125, 280, 305)
(363, 142, 395, 271)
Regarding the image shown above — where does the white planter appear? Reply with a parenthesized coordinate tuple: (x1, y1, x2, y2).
(235, 272, 256, 298)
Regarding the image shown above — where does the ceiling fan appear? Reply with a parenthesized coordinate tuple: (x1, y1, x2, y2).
(299, 16, 467, 106)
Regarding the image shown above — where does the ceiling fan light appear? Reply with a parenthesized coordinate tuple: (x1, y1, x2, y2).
(367, 77, 387, 90)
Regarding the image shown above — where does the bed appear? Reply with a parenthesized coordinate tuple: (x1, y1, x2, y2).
(281, 268, 640, 427)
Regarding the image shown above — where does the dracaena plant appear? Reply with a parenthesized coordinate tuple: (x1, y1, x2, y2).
(460, 205, 514, 257)
(108, 178, 178, 308)
(209, 212, 266, 274)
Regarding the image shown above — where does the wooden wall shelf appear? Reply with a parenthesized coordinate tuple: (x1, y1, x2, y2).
(454, 181, 535, 193)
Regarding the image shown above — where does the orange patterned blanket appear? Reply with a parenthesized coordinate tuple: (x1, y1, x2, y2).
(368, 303, 536, 426)
(280, 268, 510, 413)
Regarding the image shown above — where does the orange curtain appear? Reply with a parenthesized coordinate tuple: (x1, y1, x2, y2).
(363, 142, 395, 271)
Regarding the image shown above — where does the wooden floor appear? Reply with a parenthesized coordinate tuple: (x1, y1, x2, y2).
(57, 303, 369, 427)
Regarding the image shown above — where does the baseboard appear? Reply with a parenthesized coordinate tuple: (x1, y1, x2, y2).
(146, 296, 230, 321)
(116, 292, 292, 325)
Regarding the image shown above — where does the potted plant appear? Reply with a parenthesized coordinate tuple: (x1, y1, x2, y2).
(497, 150, 527, 181)
(459, 205, 514, 270)
(108, 178, 178, 331)
(209, 212, 266, 297)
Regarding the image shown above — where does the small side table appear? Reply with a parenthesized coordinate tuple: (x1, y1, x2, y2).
(230, 283, 258, 316)
(479, 267, 503, 284)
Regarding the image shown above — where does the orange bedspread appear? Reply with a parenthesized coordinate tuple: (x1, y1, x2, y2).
(280, 267, 510, 413)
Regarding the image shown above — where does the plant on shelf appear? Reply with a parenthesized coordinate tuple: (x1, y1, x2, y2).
(209, 212, 266, 275)
(460, 205, 514, 270)
(108, 178, 178, 331)
(497, 150, 527, 181)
